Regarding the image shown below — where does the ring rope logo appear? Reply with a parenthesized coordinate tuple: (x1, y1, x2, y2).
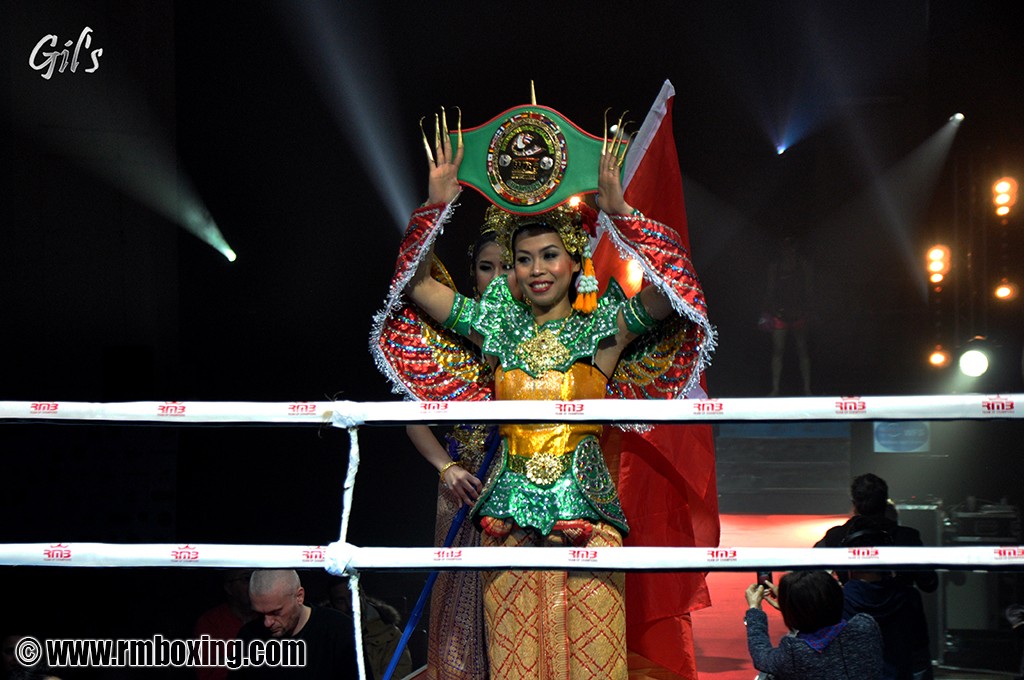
(487, 111, 568, 206)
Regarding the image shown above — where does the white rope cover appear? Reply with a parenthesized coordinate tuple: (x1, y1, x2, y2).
(3, 395, 1021, 680)
(0, 543, 333, 567)
(2, 543, 1023, 571)
(1, 393, 1020, 425)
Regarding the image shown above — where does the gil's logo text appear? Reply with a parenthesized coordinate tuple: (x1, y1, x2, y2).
(30, 27, 103, 80)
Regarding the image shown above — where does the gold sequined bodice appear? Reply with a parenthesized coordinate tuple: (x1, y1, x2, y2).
(495, 363, 606, 458)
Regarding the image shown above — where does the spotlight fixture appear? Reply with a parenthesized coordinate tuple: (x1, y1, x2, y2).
(928, 345, 951, 368)
(994, 278, 1018, 301)
(926, 244, 950, 287)
(949, 113, 965, 122)
(776, 145, 786, 155)
(992, 177, 1018, 218)
(958, 337, 991, 378)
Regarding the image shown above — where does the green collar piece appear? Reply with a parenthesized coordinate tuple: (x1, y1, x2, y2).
(456, 105, 612, 215)
(472, 277, 627, 377)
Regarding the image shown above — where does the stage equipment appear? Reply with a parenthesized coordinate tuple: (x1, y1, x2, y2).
(993, 176, 1017, 218)
(926, 244, 951, 285)
(994, 278, 1018, 301)
(941, 498, 1023, 672)
(958, 336, 991, 377)
(928, 345, 951, 368)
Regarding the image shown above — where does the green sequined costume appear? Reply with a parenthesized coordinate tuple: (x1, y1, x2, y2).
(445, 276, 630, 536)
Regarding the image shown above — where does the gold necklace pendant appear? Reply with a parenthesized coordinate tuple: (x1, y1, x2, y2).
(516, 320, 572, 374)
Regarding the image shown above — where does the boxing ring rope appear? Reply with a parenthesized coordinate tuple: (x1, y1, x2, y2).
(2, 543, 1023, 572)
(2, 394, 1022, 678)
(2, 393, 1020, 425)
(1, 393, 1021, 569)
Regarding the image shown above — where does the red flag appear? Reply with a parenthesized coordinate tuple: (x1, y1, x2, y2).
(598, 80, 720, 679)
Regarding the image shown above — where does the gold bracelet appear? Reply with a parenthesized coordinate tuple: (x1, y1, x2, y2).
(439, 460, 461, 482)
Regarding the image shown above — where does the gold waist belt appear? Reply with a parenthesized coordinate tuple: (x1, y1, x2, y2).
(500, 424, 601, 459)
(506, 451, 572, 486)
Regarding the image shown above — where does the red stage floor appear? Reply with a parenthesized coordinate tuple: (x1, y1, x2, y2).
(691, 513, 847, 680)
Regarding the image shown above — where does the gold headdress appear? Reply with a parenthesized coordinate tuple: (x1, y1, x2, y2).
(488, 203, 590, 265)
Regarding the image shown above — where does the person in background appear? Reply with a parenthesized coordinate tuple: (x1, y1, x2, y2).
(195, 569, 255, 680)
(744, 570, 882, 679)
(761, 236, 813, 396)
(234, 570, 354, 678)
(404, 223, 516, 680)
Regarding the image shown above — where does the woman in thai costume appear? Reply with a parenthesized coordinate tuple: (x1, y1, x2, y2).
(373, 116, 713, 679)
(405, 226, 515, 680)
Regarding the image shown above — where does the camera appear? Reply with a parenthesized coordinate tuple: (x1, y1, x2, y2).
(756, 570, 773, 588)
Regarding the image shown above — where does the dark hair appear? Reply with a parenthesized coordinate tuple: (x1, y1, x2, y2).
(850, 473, 888, 516)
(469, 231, 500, 293)
(470, 231, 499, 268)
(778, 570, 844, 633)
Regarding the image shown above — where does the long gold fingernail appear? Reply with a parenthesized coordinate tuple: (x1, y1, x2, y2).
(455, 106, 463, 149)
(620, 130, 638, 165)
(610, 112, 627, 158)
(441, 106, 448, 139)
(602, 107, 612, 155)
(419, 117, 435, 163)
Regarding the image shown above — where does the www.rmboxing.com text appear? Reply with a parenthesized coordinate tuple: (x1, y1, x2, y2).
(14, 635, 305, 669)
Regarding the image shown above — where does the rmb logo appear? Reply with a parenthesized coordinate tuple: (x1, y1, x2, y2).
(30, 402, 59, 414)
(433, 549, 463, 561)
(555, 403, 584, 414)
(420, 403, 448, 412)
(568, 549, 598, 562)
(171, 545, 200, 561)
(835, 397, 867, 413)
(158, 402, 187, 416)
(302, 546, 326, 562)
(994, 547, 1024, 560)
(707, 548, 738, 562)
(848, 547, 880, 559)
(288, 403, 318, 416)
(43, 544, 72, 561)
(982, 396, 1015, 413)
(692, 400, 724, 415)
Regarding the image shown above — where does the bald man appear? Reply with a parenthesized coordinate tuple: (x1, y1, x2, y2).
(234, 570, 355, 678)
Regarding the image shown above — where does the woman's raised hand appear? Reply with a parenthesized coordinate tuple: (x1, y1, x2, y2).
(423, 107, 464, 206)
(596, 110, 633, 216)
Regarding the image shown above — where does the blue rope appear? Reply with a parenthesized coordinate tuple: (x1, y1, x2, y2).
(382, 427, 500, 680)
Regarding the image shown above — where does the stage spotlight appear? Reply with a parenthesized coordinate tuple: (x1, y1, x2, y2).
(776, 145, 786, 155)
(994, 278, 1018, 301)
(926, 244, 950, 286)
(992, 176, 1017, 218)
(958, 337, 991, 378)
(949, 113, 965, 122)
(928, 345, 951, 368)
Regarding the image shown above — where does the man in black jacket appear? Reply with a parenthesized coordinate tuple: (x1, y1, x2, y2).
(816, 473, 937, 680)
(815, 473, 937, 592)
(233, 570, 357, 679)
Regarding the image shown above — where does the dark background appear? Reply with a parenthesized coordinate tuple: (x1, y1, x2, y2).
(1, 0, 1023, 664)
